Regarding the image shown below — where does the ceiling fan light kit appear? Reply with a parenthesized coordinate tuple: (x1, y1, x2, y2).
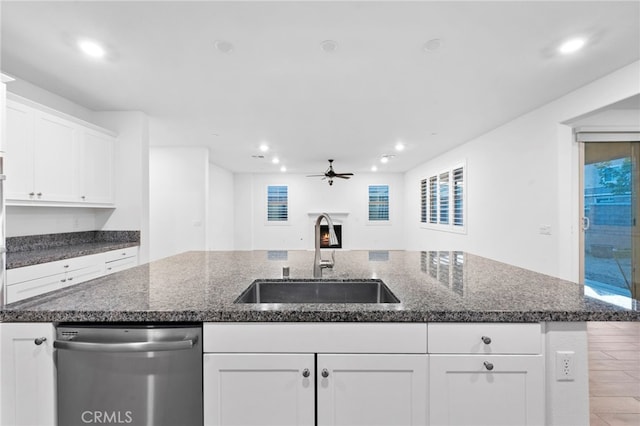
(307, 159, 354, 186)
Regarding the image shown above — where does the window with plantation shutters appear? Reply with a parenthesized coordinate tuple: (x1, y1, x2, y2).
(453, 166, 464, 226)
(368, 185, 389, 221)
(267, 185, 288, 222)
(420, 163, 466, 232)
(429, 176, 437, 224)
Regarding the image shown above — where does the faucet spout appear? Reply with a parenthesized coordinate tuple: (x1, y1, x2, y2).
(314, 213, 339, 278)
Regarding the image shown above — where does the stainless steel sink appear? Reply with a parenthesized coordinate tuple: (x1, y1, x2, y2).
(234, 279, 400, 304)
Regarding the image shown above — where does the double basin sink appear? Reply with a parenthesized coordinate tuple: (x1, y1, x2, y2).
(235, 279, 400, 304)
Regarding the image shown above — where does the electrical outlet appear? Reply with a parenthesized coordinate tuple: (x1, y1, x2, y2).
(556, 350, 575, 381)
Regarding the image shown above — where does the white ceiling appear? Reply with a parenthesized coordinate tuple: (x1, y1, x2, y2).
(1, 1, 639, 174)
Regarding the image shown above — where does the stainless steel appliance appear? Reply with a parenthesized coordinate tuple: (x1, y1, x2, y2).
(55, 324, 203, 426)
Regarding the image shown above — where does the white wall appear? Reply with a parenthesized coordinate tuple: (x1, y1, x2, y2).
(404, 61, 640, 280)
(149, 146, 209, 261)
(208, 162, 235, 250)
(233, 172, 405, 250)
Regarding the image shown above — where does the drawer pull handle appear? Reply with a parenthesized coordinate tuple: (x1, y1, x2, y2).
(483, 361, 494, 371)
(68, 277, 73, 281)
(321, 369, 329, 378)
(34, 337, 47, 346)
(481, 336, 492, 345)
(302, 369, 310, 378)
(64, 265, 70, 269)
(29, 192, 35, 196)
(60, 279, 66, 283)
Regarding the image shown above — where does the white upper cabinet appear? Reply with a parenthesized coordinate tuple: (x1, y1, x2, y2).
(79, 128, 114, 204)
(33, 110, 77, 202)
(5, 97, 115, 207)
(5, 101, 35, 200)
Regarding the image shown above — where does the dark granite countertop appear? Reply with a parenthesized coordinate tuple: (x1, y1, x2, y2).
(7, 231, 140, 269)
(1, 250, 638, 323)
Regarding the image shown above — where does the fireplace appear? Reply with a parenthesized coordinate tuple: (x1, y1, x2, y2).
(320, 224, 342, 249)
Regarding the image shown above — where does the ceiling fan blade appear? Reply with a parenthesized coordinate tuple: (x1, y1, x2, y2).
(335, 175, 352, 179)
(334, 173, 354, 177)
(306, 174, 326, 177)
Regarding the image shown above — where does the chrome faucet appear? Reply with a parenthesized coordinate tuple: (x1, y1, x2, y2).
(314, 213, 339, 278)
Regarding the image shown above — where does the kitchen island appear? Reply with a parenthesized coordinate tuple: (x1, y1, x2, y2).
(1, 250, 638, 426)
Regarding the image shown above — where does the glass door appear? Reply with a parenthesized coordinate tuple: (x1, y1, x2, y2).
(582, 141, 639, 300)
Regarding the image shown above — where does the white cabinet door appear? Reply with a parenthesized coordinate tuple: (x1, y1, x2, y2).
(0, 323, 56, 426)
(203, 353, 315, 426)
(317, 354, 428, 426)
(5, 101, 35, 200)
(79, 129, 114, 204)
(429, 355, 544, 426)
(33, 111, 78, 202)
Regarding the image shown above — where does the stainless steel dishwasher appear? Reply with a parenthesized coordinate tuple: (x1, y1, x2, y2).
(54, 324, 202, 426)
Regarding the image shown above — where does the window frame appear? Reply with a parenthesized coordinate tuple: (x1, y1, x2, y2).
(420, 162, 466, 233)
(265, 184, 290, 225)
(367, 184, 391, 225)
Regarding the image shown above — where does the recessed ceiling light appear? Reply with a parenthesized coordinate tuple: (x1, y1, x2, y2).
(280, 166, 287, 172)
(78, 39, 106, 58)
(272, 157, 280, 164)
(380, 154, 395, 164)
(558, 37, 586, 55)
(371, 165, 378, 172)
(423, 38, 441, 52)
(214, 40, 234, 53)
(395, 142, 405, 152)
(259, 143, 269, 152)
(320, 40, 338, 53)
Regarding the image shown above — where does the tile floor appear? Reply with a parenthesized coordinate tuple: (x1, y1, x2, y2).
(588, 321, 640, 426)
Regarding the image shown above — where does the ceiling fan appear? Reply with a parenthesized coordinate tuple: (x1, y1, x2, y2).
(307, 159, 354, 186)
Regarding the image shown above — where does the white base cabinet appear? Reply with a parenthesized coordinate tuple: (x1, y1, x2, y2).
(0, 323, 56, 426)
(204, 352, 428, 426)
(317, 354, 427, 426)
(428, 323, 545, 426)
(6, 247, 139, 304)
(429, 355, 544, 426)
(204, 353, 315, 426)
(203, 323, 429, 426)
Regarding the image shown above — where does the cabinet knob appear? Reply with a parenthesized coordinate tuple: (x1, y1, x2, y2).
(34, 337, 47, 345)
(483, 361, 494, 371)
(64, 265, 70, 269)
(68, 277, 73, 281)
(37, 192, 42, 197)
(321, 369, 329, 378)
(81, 195, 86, 200)
(302, 369, 310, 378)
(29, 192, 35, 197)
(60, 278, 67, 283)
(481, 336, 492, 345)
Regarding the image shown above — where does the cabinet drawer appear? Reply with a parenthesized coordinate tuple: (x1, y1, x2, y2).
(61, 263, 105, 289)
(8, 253, 104, 285)
(6, 272, 66, 303)
(428, 323, 542, 354)
(104, 246, 138, 263)
(105, 257, 138, 274)
(204, 323, 428, 354)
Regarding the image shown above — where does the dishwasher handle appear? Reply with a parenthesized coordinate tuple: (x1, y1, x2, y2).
(54, 337, 197, 353)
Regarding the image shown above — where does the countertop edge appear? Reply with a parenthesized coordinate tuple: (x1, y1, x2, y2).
(2, 310, 639, 323)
